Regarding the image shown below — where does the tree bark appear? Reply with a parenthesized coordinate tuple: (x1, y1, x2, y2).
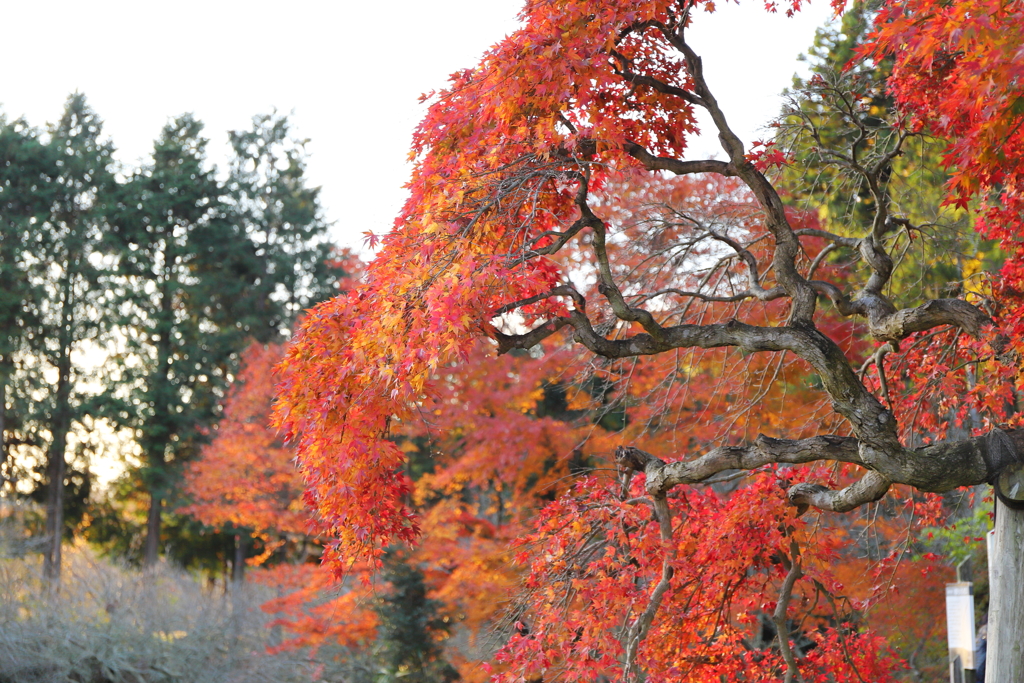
(43, 289, 73, 584)
(143, 493, 162, 567)
(142, 276, 174, 569)
(42, 428, 67, 583)
(232, 533, 247, 584)
(986, 498, 1024, 683)
(0, 372, 8, 494)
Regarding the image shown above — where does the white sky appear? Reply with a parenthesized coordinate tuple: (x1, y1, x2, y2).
(1, 0, 837, 252)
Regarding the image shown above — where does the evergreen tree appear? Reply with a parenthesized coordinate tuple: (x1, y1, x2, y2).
(375, 550, 460, 683)
(104, 115, 239, 567)
(98, 113, 339, 569)
(776, 2, 999, 305)
(28, 95, 114, 581)
(221, 112, 341, 341)
(0, 115, 49, 497)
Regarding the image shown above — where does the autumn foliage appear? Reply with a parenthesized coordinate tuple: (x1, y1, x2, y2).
(184, 342, 307, 538)
(259, 0, 1024, 680)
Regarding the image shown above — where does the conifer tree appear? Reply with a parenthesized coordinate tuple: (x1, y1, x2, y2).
(776, 2, 999, 305)
(105, 115, 238, 566)
(105, 113, 340, 567)
(0, 116, 49, 496)
(29, 95, 114, 581)
(220, 112, 341, 341)
(375, 549, 460, 683)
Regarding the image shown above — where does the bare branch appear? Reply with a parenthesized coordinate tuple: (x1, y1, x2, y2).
(623, 141, 736, 177)
(787, 470, 891, 514)
(774, 539, 804, 683)
(807, 242, 839, 280)
(794, 228, 860, 249)
(639, 286, 777, 304)
(707, 229, 784, 301)
(490, 284, 586, 318)
(662, 28, 818, 321)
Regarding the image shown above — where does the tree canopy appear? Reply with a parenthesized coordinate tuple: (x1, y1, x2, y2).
(273, 0, 1024, 680)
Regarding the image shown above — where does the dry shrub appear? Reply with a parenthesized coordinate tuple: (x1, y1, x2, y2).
(0, 542, 318, 683)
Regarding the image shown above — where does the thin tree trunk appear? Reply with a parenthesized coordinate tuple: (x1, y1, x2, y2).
(986, 498, 1024, 682)
(43, 289, 73, 584)
(232, 533, 247, 584)
(143, 277, 174, 569)
(43, 429, 67, 583)
(229, 533, 248, 640)
(143, 493, 162, 567)
(0, 372, 8, 494)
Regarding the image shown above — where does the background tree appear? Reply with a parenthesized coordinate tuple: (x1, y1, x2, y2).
(18, 95, 115, 582)
(0, 116, 49, 497)
(182, 341, 308, 579)
(375, 548, 460, 683)
(104, 114, 242, 567)
(222, 112, 342, 341)
(275, 0, 1024, 679)
(102, 112, 340, 568)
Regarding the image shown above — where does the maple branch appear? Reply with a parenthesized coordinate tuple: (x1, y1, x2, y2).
(860, 341, 898, 409)
(639, 287, 762, 304)
(621, 491, 675, 683)
(490, 284, 585, 318)
(778, 70, 925, 319)
(616, 426, 1024, 515)
(787, 470, 891, 515)
(616, 448, 676, 683)
(588, 206, 670, 341)
(623, 141, 737, 176)
(706, 229, 786, 301)
(793, 228, 860, 249)
(774, 538, 804, 683)
(663, 28, 818, 321)
(616, 437, 863, 498)
(866, 298, 992, 342)
(812, 280, 993, 342)
(806, 241, 838, 280)
(494, 317, 572, 355)
(611, 54, 705, 107)
(521, 212, 599, 260)
(504, 297, 999, 494)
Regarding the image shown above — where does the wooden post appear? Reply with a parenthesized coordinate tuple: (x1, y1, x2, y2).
(986, 498, 1024, 683)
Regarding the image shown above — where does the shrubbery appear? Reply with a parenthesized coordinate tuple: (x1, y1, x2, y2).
(0, 542, 317, 683)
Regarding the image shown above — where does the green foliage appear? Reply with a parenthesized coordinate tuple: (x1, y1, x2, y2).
(0, 117, 50, 489)
(223, 112, 343, 340)
(0, 94, 117, 578)
(375, 549, 460, 683)
(1, 95, 339, 573)
(919, 501, 993, 568)
(777, 3, 1001, 307)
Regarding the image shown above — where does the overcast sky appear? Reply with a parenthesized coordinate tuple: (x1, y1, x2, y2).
(1, 0, 836, 251)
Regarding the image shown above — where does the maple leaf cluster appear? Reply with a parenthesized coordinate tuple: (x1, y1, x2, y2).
(253, 0, 1024, 679)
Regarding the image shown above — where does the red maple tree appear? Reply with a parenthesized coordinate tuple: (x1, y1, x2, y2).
(270, 0, 1024, 679)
